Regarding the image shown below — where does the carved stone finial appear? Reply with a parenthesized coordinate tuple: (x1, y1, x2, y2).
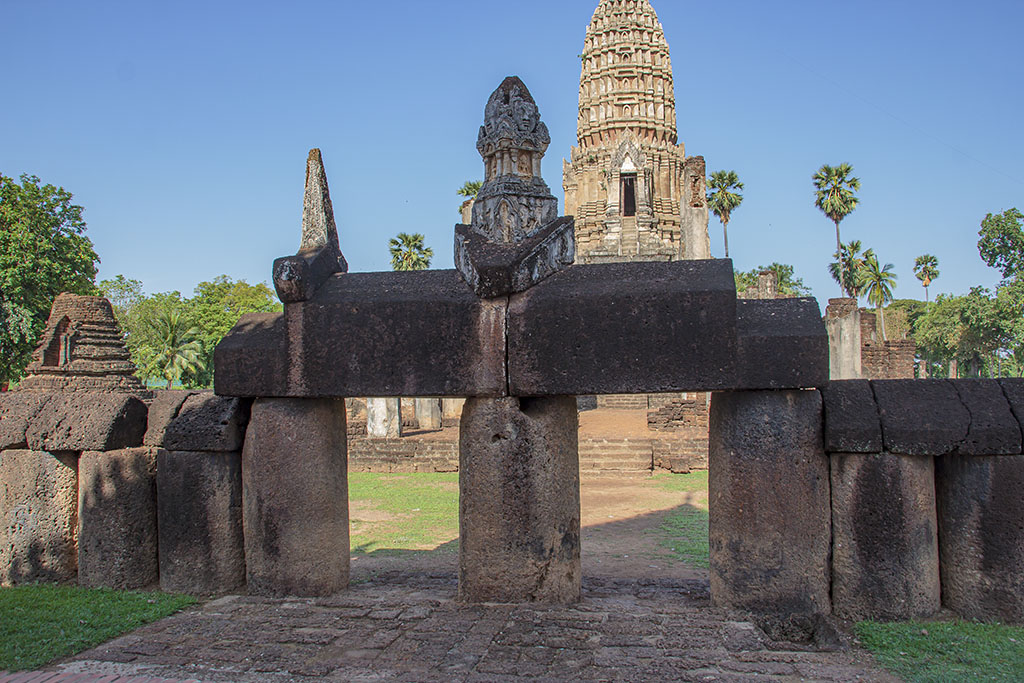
(273, 149, 348, 304)
(456, 77, 575, 298)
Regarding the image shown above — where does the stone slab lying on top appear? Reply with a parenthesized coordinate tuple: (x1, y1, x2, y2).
(162, 393, 249, 452)
(951, 379, 1021, 455)
(0, 392, 50, 450)
(1000, 378, 1024, 451)
(936, 454, 1024, 623)
(215, 270, 507, 398)
(78, 448, 158, 589)
(143, 390, 197, 447)
(830, 453, 939, 621)
(872, 380, 971, 456)
(734, 298, 829, 390)
(0, 450, 78, 585)
(821, 380, 883, 453)
(507, 259, 738, 396)
(25, 393, 147, 452)
(157, 450, 245, 594)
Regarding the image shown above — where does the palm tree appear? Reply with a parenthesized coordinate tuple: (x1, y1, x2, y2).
(914, 254, 940, 302)
(828, 240, 868, 298)
(143, 306, 204, 389)
(813, 163, 861, 296)
(457, 181, 482, 199)
(389, 232, 433, 271)
(861, 249, 898, 341)
(706, 170, 744, 258)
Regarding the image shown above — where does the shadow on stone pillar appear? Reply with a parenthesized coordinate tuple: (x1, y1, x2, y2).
(708, 390, 831, 636)
(242, 398, 349, 596)
(458, 396, 580, 603)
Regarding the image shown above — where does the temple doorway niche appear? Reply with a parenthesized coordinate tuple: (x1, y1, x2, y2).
(620, 173, 637, 217)
(577, 399, 710, 586)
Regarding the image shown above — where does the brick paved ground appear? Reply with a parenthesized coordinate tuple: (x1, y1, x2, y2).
(19, 573, 897, 682)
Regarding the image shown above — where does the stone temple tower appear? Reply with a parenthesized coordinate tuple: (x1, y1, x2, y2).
(564, 0, 710, 264)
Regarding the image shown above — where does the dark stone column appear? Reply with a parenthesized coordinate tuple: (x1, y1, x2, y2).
(936, 454, 1024, 623)
(459, 396, 580, 603)
(242, 398, 349, 597)
(830, 453, 939, 620)
(709, 390, 831, 621)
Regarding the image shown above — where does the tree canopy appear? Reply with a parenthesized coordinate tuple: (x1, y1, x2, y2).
(813, 163, 860, 294)
(978, 208, 1024, 280)
(389, 232, 433, 271)
(861, 250, 898, 340)
(0, 173, 100, 384)
(706, 170, 744, 258)
(913, 254, 939, 302)
(828, 240, 868, 298)
(734, 263, 812, 297)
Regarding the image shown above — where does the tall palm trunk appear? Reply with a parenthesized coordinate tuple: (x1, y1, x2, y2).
(877, 304, 886, 341)
(723, 217, 730, 258)
(835, 220, 845, 297)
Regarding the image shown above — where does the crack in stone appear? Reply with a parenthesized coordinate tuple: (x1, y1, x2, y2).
(997, 380, 1024, 454)
(950, 380, 976, 455)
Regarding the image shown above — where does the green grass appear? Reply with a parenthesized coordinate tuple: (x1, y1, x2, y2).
(348, 472, 459, 554)
(651, 471, 710, 568)
(652, 470, 708, 493)
(855, 620, 1024, 682)
(0, 585, 196, 671)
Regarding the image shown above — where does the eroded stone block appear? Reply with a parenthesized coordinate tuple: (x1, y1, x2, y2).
(821, 380, 882, 453)
(830, 453, 939, 621)
(873, 380, 970, 455)
(157, 450, 244, 594)
(163, 393, 249, 452)
(243, 398, 349, 597)
(459, 396, 580, 603)
(0, 450, 78, 585)
(78, 448, 158, 589)
(936, 454, 1024, 623)
(735, 298, 828, 390)
(0, 393, 50, 450)
(26, 393, 147, 452)
(143, 390, 197, 447)
(508, 260, 738, 395)
(998, 378, 1024, 452)
(708, 390, 831, 622)
(950, 379, 1021, 455)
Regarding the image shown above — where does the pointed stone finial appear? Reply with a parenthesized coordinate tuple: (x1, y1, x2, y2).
(273, 149, 348, 303)
(455, 77, 575, 298)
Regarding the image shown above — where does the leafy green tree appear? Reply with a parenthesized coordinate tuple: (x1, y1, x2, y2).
(0, 173, 99, 384)
(734, 263, 812, 297)
(706, 170, 744, 258)
(978, 208, 1024, 279)
(861, 250, 898, 340)
(915, 287, 1008, 378)
(828, 240, 868, 298)
(913, 254, 940, 302)
(141, 304, 204, 389)
(813, 163, 861, 295)
(389, 232, 433, 271)
(457, 181, 482, 199)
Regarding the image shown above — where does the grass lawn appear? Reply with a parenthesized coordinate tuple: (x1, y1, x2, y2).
(652, 471, 710, 568)
(348, 472, 460, 554)
(0, 585, 195, 671)
(856, 620, 1024, 682)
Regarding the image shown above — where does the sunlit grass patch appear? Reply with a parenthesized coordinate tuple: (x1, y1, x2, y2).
(652, 470, 708, 493)
(855, 620, 1024, 682)
(0, 585, 195, 671)
(348, 472, 459, 554)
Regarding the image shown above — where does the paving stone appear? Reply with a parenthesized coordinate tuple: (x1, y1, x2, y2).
(0, 450, 78, 585)
(821, 379, 882, 453)
(77, 448, 158, 589)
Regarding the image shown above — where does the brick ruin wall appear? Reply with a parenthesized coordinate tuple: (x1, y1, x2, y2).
(860, 310, 917, 379)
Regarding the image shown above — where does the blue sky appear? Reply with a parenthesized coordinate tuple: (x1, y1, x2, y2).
(2, 0, 1022, 307)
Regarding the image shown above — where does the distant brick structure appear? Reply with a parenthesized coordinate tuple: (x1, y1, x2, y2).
(825, 299, 916, 380)
(860, 309, 916, 379)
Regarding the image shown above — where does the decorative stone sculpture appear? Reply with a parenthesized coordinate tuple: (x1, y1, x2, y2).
(455, 77, 575, 298)
(273, 149, 348, 303)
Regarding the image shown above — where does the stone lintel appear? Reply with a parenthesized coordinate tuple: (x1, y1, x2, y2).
(821, 380, 883, 453)
(0, 392, 51, 450)
(951, 379, 1022, 455)
(507, 259, 739, 395)
(162, 393, 250, 452)
(454, 217, 575, 298)
(24, 393, 147, 452)
(734, 298, 828, 390)
(999, 378, 1024, 452)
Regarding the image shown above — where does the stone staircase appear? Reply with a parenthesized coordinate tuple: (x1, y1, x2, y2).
(579, 437, 653, 474)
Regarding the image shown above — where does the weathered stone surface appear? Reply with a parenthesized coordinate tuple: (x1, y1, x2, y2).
(243, 398, 349, 597)
(735, 298, 828, 390)
(0, 450, 78, 585)
(708, 390, 831, 621)
(157, 450, 244, 594)
(142, 390, 197, 447)
(162, 393, 249, 452)
(459, 396, 580, 603)
(998, 378, 1024, 452)
(508, 259, 738, 395)
(454, 217, 575, 298)
(873, 380, 971, 455)
(77, 448, 158, 589)
(216, 271, 507, 398)
(414, 397, 442, 430)
(26, 393, 147, 452)
(830, 453, 940, 621)
(824, 299, 862, 381)
(936, 454, 1024, 623)
(950, 379, 1021, 455)
(821, 380, 882, 453)
(0, 392, 50, 450)
(366, 397, 401, 438)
